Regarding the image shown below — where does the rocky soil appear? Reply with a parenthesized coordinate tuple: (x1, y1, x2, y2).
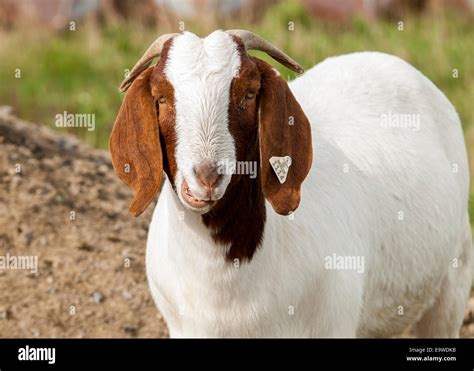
(0, 106, 167, 337)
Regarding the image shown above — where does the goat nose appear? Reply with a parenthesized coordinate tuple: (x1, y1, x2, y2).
(193, 163, 222, 194)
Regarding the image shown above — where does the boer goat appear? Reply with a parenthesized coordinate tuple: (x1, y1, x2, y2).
(110, 30, 472, 337)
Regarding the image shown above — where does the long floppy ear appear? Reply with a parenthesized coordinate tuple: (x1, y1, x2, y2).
(255, 59, 313, 215)
(109, 67, 163, 217)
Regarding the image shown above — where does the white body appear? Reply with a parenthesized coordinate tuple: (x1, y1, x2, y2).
(146, 52, 472, 337)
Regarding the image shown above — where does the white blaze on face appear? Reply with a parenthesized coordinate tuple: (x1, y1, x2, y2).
(165, 31, 241, 207)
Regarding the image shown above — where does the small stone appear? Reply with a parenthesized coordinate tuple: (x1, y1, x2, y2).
(43, 259, 53, 270)
(27, 271, 39, 279)
(98, 188, 109, 200)
(53, 194, 65, 204)
(91, 291, 105, 304)
(77, 242, 94, 252)
(0, 307, 12, 320)
(23, 230, 33, 246)
(106, 211, 119, 220)
(123, 324, 138, 337)
(56, 138, 77, 153)
(97, 164, 108, 175)
(62, 158, 73, 167)
(107, 235, 121, 243)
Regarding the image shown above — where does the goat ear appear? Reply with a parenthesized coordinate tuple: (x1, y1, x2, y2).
(109, 67, 163, 217)
(255, 59, 313, 215)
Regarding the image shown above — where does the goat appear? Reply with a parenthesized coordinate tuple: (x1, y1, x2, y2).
(109, 30, 472, 337)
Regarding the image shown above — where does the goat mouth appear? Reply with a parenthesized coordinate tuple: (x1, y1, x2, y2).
(180, 179, 215, 210)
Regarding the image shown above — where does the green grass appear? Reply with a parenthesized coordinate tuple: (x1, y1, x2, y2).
(0, 2, 473, 222)
(0, 3, 472, 147)
(0, 5, 474, 147)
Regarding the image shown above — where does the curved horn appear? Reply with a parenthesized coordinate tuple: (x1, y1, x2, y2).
(226, 29, 304, 74)
(120, 33, 181, 92)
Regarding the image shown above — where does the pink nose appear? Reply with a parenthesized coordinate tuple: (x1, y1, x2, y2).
(193, 163, 222, 198)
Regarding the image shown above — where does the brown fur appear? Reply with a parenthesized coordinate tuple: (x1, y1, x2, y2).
(254, 58, 313, 215)
(109, 66, 163, 217)
(109, 40, 177, 216)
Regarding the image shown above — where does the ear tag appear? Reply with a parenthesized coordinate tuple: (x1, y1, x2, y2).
(269, 156, 292, 184)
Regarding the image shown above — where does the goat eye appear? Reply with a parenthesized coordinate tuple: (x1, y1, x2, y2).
(245, 92, 255, 99)
(158, 96, 166, 104)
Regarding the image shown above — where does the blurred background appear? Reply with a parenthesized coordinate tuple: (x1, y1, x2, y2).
(0, 0, 472, 143)
(0, 0, 473, 337)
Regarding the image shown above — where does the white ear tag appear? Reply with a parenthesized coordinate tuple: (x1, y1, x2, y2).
(269, 156, 292, 184)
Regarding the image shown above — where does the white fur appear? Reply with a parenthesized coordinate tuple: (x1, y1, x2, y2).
(165, 31, 241, 212)
(147, 48, 472, 337)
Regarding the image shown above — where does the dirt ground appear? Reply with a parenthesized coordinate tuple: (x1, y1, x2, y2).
(0, 106, 167, 337)
(0, 106, 473, 338)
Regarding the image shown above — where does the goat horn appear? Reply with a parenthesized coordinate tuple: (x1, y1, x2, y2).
(119, 33, 181, 92)
(226, 29, 304, 74)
